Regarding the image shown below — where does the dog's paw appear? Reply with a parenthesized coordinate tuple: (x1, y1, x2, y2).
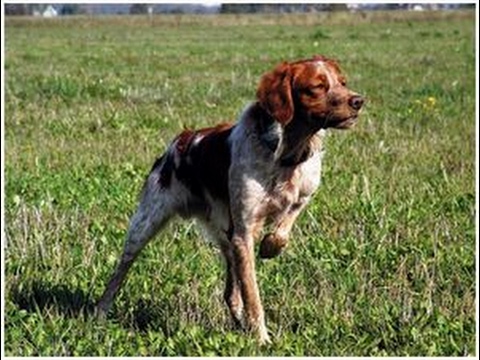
(94, 301, 110, 320)
(259, 233, 287, 259)
(258, 332, 272, 346)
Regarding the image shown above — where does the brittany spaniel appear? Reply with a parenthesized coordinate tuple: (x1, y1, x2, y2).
(97, 55, 364, 344)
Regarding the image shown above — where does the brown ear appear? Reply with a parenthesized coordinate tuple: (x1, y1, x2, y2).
(256, 62, 293, 125)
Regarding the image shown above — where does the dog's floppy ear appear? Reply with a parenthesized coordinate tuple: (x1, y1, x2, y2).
(256, 62, 294, 126)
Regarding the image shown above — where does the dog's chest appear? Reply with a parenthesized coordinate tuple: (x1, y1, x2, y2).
(264, 151, 323, 214)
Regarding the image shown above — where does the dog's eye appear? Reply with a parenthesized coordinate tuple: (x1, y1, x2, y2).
(303, 83, 327, 97)
(308, 84, 326, 94)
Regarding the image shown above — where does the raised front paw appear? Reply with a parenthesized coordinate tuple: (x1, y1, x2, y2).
(259, 233, 288, 259)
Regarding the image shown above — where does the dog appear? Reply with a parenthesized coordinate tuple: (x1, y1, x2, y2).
(96, 55, 364, 344)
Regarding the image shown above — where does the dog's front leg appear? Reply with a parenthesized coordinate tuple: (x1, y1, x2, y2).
(231, 231, 271, 344)
(259, 198, 309, 259)
(220, 243, 243, 328)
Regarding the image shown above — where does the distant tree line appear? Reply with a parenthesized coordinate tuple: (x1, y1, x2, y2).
(5, 4, 37, 15)
(5, 4, 84, 15)
(4, 3, 215, 16)
(3, 3, 350, 16)
(5, 3, 474, 16)
(219, 4, 348, 14)
(218, 3, 473, 13)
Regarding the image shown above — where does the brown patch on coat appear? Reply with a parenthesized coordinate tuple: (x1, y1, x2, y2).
(175, 123, 234, 203)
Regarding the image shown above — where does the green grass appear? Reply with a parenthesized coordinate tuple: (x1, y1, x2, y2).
(4, 11, 476, 356)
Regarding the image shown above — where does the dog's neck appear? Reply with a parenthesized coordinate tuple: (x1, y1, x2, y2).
(253, 102, 324, 167)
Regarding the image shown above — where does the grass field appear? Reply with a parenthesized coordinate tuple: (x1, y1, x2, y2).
(3, 10, 477, 356)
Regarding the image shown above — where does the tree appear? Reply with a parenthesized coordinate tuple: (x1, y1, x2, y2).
(60, 4, 82, 16)
(5, 4, 30, 15)
(324, 4, 348, 12)
(130, 4, 150, 14)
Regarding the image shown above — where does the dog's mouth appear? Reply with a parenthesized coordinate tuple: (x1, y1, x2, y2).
(309, 111, 360, 130)
(326, 115, 358, 129)
(334, 116, 358, 129)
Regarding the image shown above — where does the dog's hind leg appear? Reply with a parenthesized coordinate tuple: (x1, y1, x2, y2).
(96, 157, 178, 316)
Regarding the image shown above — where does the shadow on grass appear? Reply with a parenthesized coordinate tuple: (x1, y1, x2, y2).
(9, 281, 175, 333)
(128, 298, 233, 337)
(129, 298, 171, 332)
(10, 281, 95, 318)
(9, 281, 225, 337)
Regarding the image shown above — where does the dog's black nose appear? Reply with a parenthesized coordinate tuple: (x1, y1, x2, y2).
(349, 95, 364, 111)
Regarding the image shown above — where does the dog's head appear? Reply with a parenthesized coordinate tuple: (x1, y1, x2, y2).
(256, 55, 364, 130)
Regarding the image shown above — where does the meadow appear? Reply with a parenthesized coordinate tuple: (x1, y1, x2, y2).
(3, 10, 476, 356)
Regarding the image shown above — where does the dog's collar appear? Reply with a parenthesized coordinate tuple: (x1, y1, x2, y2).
(260, 131, 280, 153)
(279, 148, 312, 167)
(254, 103, 316, 167)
